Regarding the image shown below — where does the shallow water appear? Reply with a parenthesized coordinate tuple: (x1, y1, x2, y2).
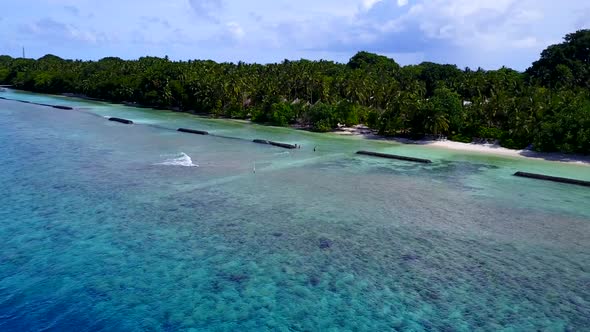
(0, 90, 589, 331)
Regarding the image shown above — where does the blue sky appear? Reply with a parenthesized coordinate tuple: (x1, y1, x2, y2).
(1, 0, 588, 70)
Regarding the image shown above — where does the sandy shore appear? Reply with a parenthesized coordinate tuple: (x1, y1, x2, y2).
(333, 125, 590, 166)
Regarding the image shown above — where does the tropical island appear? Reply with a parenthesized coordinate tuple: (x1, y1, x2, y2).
(1, 30, 589, 154)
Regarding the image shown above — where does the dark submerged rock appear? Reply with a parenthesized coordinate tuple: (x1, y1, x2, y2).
(401, 253, 420, 262)
(319, 237, 333, 249)
(309, 275, 321, 286)
(228, 274, 249, 283)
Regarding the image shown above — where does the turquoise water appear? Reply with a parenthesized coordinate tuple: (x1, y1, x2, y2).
(0, 90, 589, 331)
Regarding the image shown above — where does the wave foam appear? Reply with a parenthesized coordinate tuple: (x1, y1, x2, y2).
(157, 153, 198, 167)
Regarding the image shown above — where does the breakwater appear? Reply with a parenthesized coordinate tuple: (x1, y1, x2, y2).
(356, 151, 432, 164)
(514, 171, 590, 187)
(0, 96, 73, 111)
(109, 117, 134, 125)
(178, 128, 209, 135)
(253, 139, 297, 149)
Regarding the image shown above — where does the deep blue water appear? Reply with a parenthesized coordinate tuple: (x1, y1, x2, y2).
(0, 92, 589, 331)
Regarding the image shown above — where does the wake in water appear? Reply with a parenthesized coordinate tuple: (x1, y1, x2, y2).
(156, 152, 199, 167)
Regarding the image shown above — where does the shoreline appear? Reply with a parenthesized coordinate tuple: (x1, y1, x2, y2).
(332, 125, 590, 166)
(3, 89, 589, 166)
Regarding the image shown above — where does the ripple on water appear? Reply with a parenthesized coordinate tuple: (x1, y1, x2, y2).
(0, 94, 589, 331)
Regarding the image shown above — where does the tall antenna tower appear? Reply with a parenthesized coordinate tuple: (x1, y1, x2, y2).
(22, 47, 25, 58)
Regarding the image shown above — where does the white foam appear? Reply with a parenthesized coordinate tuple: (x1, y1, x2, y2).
(156, 153, 199, 167)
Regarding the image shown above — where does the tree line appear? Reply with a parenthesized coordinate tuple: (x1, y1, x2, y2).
(1, 30, 589, 154)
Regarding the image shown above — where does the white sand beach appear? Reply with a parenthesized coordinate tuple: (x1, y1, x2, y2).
(333, 125, 590, 166)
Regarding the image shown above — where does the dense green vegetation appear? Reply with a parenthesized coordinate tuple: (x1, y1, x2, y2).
(1, 30, 590, 153)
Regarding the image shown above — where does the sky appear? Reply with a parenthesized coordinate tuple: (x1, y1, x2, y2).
(0, 0, 588, 70)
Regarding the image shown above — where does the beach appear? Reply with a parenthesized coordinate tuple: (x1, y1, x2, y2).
(333, 125, 590, 166)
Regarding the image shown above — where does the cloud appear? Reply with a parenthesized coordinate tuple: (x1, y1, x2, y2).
(199, 21, 246, 48)
(188, 0, 223, 21)
(290, 0, 563, 68)
(362, 0, 383, 10)
(225, 22, 244, 41)
(63, 5, 80, 16)
(1, 0, 588, 68)
(511, 37, 539, 49)
(249, 12, 263, 22)
(20, 18, 111, 44)
(140, 16, 172, 29)
(575, 8, 590, 29)
(366, 0, 536, 46)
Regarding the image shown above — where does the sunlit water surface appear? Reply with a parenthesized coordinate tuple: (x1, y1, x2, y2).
(0, 90, 589, 331)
